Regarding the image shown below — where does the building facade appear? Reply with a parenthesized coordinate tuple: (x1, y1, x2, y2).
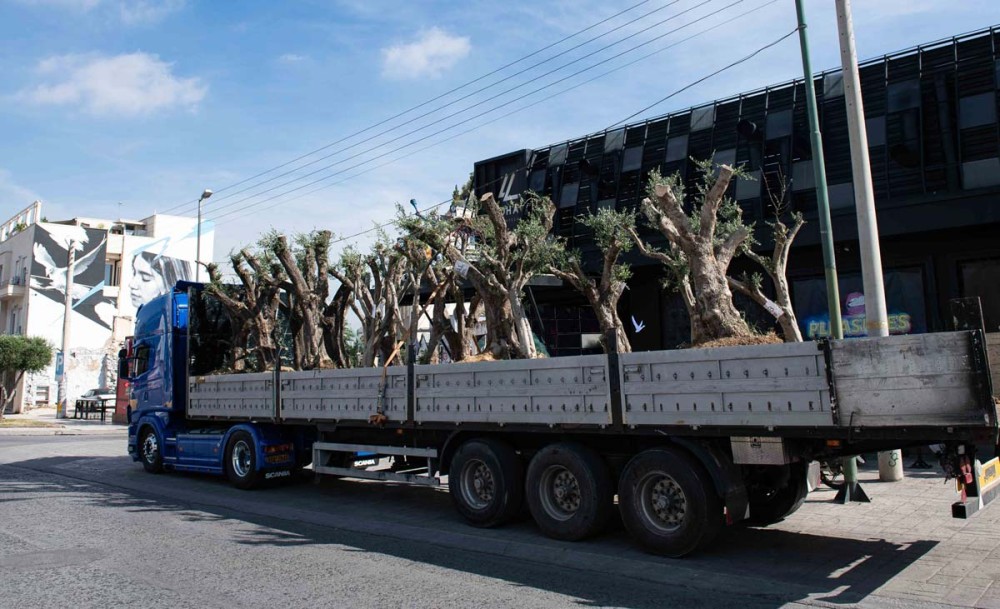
(0, 203, 213, 412)
(474, 26, 1000, 356)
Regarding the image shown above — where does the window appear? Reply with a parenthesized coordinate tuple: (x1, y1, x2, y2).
(823, 72, 844, 100)
(959, 93, 997, 129)
(766, 109, 793, 139)
(548, 144, 569, 166)
(828, 182, 855, 209)
(104, 260, 121, 287)
(604, 128, 625, 152)
(791, 161, 814, 192)
(559, 182, 579, 209)
(735, 170, 761, 200)
(621, 147, 643, 172)
(866, 116, 886, 147)
(528, 169, 545, 193)
(887, 79, 920, 112)
(714, 148, 736, 169)
(665, 135, 688, 162)
(690, 105, 715, 131)
(132, 344, 152, 377)
(960, 258, 1000, 331)
(962, 157, 1000, 190)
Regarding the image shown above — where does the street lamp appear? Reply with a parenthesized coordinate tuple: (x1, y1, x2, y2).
(196, 189, 213, 282)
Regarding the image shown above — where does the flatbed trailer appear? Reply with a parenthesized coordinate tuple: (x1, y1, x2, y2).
(126, 284, 1000, 556)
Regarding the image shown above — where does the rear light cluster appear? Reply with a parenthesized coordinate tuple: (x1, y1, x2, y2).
(263, 443, 293, 455)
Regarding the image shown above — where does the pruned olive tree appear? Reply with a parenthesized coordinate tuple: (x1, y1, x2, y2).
(550, 209, 636, 353)
(727, 175, 804, 342)
(400, 192, 560, 359)
(269, 230, 333, 370)
(631, 160, 754, 344)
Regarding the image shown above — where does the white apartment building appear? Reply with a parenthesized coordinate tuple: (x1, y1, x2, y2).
(0, 201, 214, 413)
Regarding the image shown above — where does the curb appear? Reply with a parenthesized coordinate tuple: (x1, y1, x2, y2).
(0, 427, 127, 436)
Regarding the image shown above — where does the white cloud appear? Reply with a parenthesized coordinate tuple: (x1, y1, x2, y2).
(277, 53, 308, 64)
(17, 52, 206, 117)
(381, 27, 470, 80)
(117, 0, 185, 26)
(12, 0, 184, 25)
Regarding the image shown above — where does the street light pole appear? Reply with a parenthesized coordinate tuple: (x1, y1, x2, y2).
(195, 189, 213, 282)
(834, 0, 901, 482)
(56, 241, 76, 419)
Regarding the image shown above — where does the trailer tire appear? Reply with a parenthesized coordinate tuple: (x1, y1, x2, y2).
(139, 427, 163, 474)
(618, 447, 723, 557)
(747, 463, 808, 526)
(449, 438, 523, 528)
(526, 443, 613, 541)
(225, 431, 262, 490)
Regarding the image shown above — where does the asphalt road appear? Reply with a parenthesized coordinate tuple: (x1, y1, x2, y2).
(0, 435, 967, 609)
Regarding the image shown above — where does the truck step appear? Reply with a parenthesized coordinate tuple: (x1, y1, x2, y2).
(312, 441, 439, 487)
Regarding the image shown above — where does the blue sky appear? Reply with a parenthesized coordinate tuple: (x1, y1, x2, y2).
(1, 0, 997, 262)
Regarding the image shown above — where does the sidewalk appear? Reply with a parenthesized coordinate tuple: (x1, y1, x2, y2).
(0, 406, 127, 436)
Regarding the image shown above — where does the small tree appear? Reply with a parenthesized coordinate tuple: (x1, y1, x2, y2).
(0, 336, 53, 417)
(632, 161, 754, 344)
(550, 209, 636, 353)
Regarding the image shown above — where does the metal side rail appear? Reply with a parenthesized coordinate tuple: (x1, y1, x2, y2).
(312, 441, 440, 487)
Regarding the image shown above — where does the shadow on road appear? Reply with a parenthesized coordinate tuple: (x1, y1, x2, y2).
(1, 455, 938, 608)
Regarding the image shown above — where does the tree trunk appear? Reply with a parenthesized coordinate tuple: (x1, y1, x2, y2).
(688, 248, 751, 342)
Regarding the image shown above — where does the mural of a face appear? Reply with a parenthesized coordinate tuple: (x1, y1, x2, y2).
(130, 253, 192, 308)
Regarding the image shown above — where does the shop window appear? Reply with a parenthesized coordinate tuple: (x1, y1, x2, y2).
(959, 93, 997, 129)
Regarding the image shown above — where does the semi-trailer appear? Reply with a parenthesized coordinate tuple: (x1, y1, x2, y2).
(126, 282, 1000, 556)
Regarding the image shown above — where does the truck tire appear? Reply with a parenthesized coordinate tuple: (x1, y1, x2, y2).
(525, 442, 613, 541)
(449, 438, 523, 528)
(139, 427, 163, 474)
(747, 463, 808, 526)
(225, 431, 262, 490)
(618, 447, 723, 557)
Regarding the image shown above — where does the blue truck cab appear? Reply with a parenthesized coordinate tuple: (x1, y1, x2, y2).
(126, 282, 308, 487)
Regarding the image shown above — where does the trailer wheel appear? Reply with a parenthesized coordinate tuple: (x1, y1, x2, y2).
(139, 427, 163, 474)
(225, 431, 261, 490)
(449, 438, 523, 528)
(618, 447, 723, 557)
(747, 463, 808, 526)
(525, 443, 613, 541)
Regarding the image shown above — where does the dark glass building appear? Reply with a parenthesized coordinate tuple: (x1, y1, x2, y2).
(474, 26, 1000, 356)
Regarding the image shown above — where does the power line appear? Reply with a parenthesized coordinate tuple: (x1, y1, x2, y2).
(156, 0, 657, 217)
(212, 0, 778, 227)
(206, 0, 729, 223)
(609, 24, 800, 127)
(202, 0, 717, 221)
(213, 5, 789, 252)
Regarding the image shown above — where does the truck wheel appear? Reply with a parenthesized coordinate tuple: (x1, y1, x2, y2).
(525, 443, 613, 541)
(225, 431, 261, 490)
(449, 438, 523, 528)
(618, 447, 723, 557)
(139, 427, 163, 474)
(747, 463, 808, 525)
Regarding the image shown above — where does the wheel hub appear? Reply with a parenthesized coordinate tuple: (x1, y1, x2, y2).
(461, 460, 495, 509)
(638, 473, 687, 532)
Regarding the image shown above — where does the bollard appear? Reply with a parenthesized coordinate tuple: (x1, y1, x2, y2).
(878, 449, 904, 481)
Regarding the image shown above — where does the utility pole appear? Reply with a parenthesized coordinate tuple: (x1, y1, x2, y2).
(835, 0, 901, 482)
(56, 241, 76, 419)
(794, 0, 843, 341)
